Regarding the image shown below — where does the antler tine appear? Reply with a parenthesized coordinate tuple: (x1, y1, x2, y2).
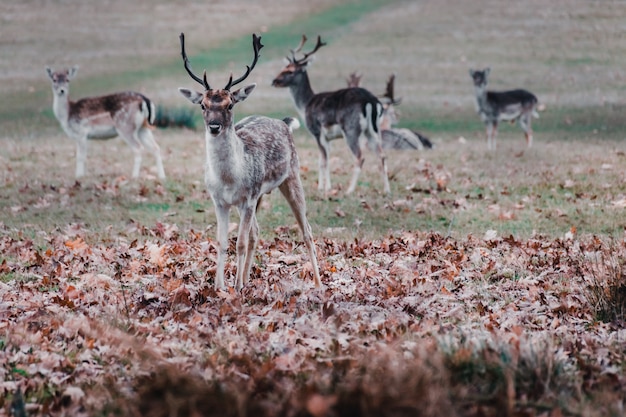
(347, 71, 362, 88)
(289, 34, 308, 62)
(385, 74, 395, 101)
(180, 33, 210, 89)
(225, 33, 264, 90)
(385, 74, 401, 104)
(296, 35, 327, 65)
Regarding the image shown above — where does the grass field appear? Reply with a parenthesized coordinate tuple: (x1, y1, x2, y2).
(1, 0, 625, 416)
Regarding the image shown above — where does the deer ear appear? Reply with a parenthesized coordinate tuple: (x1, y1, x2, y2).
(484, 67, 491, 76)
(68, 66, 79, 79)
(232, 83, 256, 104)
(45, 67, 54, 80)
(179, 88, 204, 104)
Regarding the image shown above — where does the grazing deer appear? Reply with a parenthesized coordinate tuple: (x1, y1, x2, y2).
(469, 67, 539, 151)
(272, 35, 390, 195)
(347, 72, 433, 151)
(45, 66, 165, 179)
(177, 33, 321, 290)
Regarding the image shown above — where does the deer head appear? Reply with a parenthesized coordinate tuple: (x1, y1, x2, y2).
(46, 66, 79, 97)
(178, 33, 263, 135)
(469, 67, 490, 88)
(271, 35, 327, 88)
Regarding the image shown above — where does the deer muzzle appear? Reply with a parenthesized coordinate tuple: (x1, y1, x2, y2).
(208, 122, 222, 135)
(271, 78, 285, 88)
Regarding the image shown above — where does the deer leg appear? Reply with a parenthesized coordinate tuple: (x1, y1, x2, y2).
(344, 132, 364, 195)
(486, 121, 498, 151)
(75, 137, 88, 178)
(131, 150, 142, 178)
(241, 199, 261, 288)
(279, 177, 322, 287)
(519, 113, 533, 148)
(316, 136, 331, 194)
(117, 127, 143, 178)
(235, 204, 255, 290)
(213, 204, 230, 290)
(365, 132, 390, 194)
(138, 128, 166, 179)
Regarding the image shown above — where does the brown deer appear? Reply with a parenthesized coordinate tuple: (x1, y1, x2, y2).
(178, 33, 321, 290)
(469, 67, 539, 151)
(45, 66, 165, 179)
(272, 35, 390, 195)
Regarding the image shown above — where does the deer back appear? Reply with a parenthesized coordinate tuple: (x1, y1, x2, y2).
(69, 92, 153, 126)
(305, 87, 382, 136)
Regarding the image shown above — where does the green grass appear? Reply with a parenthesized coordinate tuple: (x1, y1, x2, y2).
(0, 0, 400, 139)
(397, 105, 626, 139)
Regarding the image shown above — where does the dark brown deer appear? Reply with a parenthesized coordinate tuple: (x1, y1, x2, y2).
(469, 67, 539, 151)
(347, 73, 433, 151)
(45, 66, 165, 179)
(178, 33, 321, 290)
(272, 35, 390, 195)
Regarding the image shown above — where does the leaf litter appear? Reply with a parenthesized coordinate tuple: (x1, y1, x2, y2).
(0, 222, 624, 416)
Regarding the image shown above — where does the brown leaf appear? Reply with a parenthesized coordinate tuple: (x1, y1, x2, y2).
(306, 393, 338, 417)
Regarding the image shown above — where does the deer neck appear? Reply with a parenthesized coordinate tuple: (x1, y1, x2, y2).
(288, 72, 315, 117)
(51, 92, 71, 129)
(204, 126, 245, 184)
(473, 84, 489, 110)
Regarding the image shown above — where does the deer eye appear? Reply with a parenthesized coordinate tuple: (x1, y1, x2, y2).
(227, 103, 234, 110)
(200, 104, 206, 111)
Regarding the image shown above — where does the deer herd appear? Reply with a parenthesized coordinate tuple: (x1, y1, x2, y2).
(45, 33, 540, 291)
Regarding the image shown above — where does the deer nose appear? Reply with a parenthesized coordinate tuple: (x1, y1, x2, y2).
(208, 123, 222, 134)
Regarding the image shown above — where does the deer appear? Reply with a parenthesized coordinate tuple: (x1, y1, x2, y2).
(272, 35, 390, 196)
(45, 66, 165, 179)
(177, 33, 321, 291)
(348, 72, 433, 151)
(469, 67, 539, 151)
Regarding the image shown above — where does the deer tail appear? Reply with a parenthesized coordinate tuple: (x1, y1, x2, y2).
(282, 117, 301, 133)
(364, 101, 382, 135)
(139, 94, 156, 125)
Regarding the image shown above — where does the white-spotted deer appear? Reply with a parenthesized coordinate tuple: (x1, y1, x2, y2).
(469, 67, 539, 151)
(349, 73, 433, 151)
(45, 67, 165, 179)
(178, 33, 321, 290)
(272, 35, 390, 195)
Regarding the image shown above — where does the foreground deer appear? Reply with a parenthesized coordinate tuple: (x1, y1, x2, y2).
(178, 33, 321, 290)
(45, 66, 165, 179)
(469, 67, 539, 151)
(348, 73, 433, 151)
(272, 35, 390, 195)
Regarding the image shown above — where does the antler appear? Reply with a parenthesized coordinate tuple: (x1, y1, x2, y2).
(180, 33, 210, 90)
(300, 35, 327, 64)
(287, 34, 308, 63)
(347, 71, 362, 88)
(384, 74, 401, 105)
(224, 34, 264, 90)
(293, 35, 327, 65)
